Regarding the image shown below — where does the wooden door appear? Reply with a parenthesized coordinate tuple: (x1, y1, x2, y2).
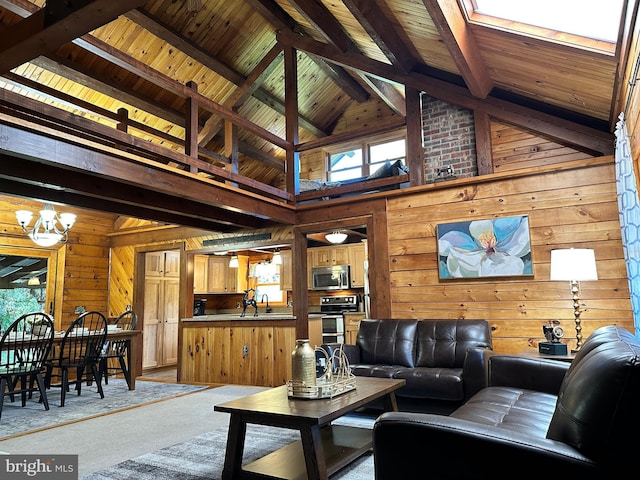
(143, 277, 161, 369)
(162, 277, 180, 365)
(143, 249, 181, 370)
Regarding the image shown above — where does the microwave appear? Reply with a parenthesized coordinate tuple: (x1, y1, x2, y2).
(312, 265, 350, 290)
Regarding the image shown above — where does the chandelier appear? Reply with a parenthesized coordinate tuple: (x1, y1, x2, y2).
(16, 203, 76, 247)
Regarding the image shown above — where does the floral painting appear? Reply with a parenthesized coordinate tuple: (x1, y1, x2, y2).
(437, 215, 533, 279)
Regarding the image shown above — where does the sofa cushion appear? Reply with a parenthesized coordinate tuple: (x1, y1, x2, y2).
(415, 319, 492, 368)
(451, 386, 558, 438)
(393, 366, 465, 401)
(357, 319, 418, 368)
(547, 325, 640, 464)
(350, 365, 404, 379)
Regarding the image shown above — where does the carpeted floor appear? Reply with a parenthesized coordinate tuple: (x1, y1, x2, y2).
(0, 379, 208, 439)
(82, 421, 374, 479)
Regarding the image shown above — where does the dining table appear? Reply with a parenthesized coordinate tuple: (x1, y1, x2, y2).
(49, 329, 143, 390)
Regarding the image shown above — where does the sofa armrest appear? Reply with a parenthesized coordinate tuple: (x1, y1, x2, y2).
(373, 412, 598, 479)
(488, 354, 569, 395)
(462, 347, 494, 399)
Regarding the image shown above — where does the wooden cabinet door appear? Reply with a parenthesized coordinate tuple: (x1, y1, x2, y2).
(143, 249, 181, 370)
(162, 278, 180, 365)
(344, 312, 365, 344)
(207, 257, 228, 292)
(349, 243, 367, 287)
(333, 246, 349, 265)
(163, 251, 180, 277)
(193, 255, 208, 293)
(143, 277, 161, 369)
(145, 252, 164, 276)
(280, 250, 292, 291)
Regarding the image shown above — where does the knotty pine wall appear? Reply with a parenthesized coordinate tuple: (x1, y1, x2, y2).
(386, 158, 633, 353)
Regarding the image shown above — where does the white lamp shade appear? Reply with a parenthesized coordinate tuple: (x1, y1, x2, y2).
(272, 251, 282, 265)
(550, 248, 598, 281)
(229, 255, 239, 268)
(325, 231, 348, 244)
(16, 210, 33, 226)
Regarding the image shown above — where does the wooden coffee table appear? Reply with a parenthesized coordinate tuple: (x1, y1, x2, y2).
(214, 376, 405, 480)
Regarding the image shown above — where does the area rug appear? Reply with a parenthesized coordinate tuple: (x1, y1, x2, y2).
(82, 422, 374, 480)
(0, 379, 209, 439)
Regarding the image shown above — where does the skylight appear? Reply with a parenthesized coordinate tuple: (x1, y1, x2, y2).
(472, 0, 624, 43)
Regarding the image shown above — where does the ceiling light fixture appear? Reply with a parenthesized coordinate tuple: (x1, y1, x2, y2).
(16, 203, 76, 247)
(229, 254, 239, 268)
(272, 249, 282, 265)
(325, 231, 348, 244)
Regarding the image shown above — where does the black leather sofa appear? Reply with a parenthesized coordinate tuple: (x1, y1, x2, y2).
(373, 325, 640, 478)
(334, 318, 493, 413)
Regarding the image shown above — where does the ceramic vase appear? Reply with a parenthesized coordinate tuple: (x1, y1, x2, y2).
(291, 339, 316, 390)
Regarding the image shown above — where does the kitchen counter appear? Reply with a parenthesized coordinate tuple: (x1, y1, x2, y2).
(182, 313, 323, 322)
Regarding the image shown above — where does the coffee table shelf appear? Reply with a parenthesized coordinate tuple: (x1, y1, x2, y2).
(243, 424, 371, 479)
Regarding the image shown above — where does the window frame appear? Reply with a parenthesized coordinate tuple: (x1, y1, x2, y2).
(325, 132, 407, 183)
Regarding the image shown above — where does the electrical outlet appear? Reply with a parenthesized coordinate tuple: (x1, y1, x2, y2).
(242, 345, 249, 357)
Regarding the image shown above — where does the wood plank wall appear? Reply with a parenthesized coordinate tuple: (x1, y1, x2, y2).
(386, 158, 633, 353)
(491, 121, 594, 172)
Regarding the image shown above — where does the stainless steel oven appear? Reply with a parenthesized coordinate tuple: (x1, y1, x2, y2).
(320, 295, 359, 344)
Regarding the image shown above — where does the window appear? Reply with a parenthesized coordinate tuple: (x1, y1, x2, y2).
(327, 136, 406, 183)
(464, 0, 624, 53)
(471, 0, 623, 42)
(252, 262, 284, 305)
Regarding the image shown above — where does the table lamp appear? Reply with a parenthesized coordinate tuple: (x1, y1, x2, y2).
(549, 248, 598, 352)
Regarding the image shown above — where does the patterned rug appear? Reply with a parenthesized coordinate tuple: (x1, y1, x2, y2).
(82, 420, 375, 480)
(0, 379, 209, 439)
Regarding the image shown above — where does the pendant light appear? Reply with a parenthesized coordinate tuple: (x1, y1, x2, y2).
(325, 231, 348, 244)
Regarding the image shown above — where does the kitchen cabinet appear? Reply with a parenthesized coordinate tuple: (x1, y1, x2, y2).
(143, 250, 180, 369)
(279, 250, 292, 291)
(145, 250, 180, 277)
(181, 322, 296, 386)
(348, 242, 367, 288)
(309, 245, 349, 267)
(344, 312, 366, 344)
(193, 254, 208, 293)
(207, 255, 248, 293)
(193, 255, 248, 293)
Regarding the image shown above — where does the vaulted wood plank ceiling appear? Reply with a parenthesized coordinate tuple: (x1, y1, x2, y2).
(0, 0, 633, 232)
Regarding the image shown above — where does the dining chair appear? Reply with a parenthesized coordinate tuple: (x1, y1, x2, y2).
(0, 312, 55, 419)
(98, 310, 138, 389)
(44, 311, 107, 407)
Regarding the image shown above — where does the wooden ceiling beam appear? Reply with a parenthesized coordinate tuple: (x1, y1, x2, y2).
(287, 0, 352, 52)
(342, 0, 418, 73)
(277, 30, 613, 155)
(422, 0, 493, 98)
(246, 0, 369, 103)
(30, 55, 186, 127)
(0, 120, 296, 225)
(286, 0, 406, 116)
(0, 174, 247, 233)
(0, 0, 147, 74)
